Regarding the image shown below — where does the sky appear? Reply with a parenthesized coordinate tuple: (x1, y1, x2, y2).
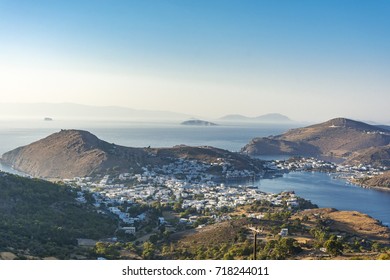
(0, 0, 389, 122)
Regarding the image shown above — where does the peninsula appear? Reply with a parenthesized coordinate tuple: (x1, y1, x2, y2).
(242, 117, 390, 166)
(242, 117, 390, 188)
(0, 129, 262, 179)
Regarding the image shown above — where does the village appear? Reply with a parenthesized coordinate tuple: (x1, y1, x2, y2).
(265, 157, 387, 182)
(66, 155, 388, 243)
(67, 157, 300, 240)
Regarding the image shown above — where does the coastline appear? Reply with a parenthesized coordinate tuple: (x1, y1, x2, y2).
(348, 178, 390, 193)
(0, 161, 28, 177)
(264, 156, 390, 193)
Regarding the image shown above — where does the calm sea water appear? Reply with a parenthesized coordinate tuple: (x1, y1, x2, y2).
(0, 120, 296, 155)
(1, 120, 390, 225)
(256, 172, 390, 226)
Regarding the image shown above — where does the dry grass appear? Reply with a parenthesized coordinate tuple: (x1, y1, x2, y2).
(327, 211, 390, 242)
(295, 208, 390, 245)
(173, 219, 248, 247)
(0, 252, 17, 260)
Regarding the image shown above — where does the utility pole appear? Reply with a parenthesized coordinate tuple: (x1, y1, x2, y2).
(253, 232, 257, 260)
(249, 225, 261, 260)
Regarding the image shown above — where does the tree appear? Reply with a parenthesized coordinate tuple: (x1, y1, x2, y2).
(161, 245, 171, 257)
(142, 241, 156, 259)
(310, 227, 328, 247)
(149, 234, 159, 244)
(125, 242, 136, 251)
(371, 242, 381, 252)
(377, 251, 390, 260)
(94, 242, 120, 259)
(279, 238, 302, 256)
(324, 235, 343, 256)
(173, 202, 182, 212)
(223, 251, 234, 260)
(151, 201, 162, 215)
(260, 238, 301, 260)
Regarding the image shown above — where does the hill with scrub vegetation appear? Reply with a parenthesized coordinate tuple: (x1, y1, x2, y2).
(0, 172, 117, 259)
(1, 171, 389, 260)
(84, 198, 390, 260)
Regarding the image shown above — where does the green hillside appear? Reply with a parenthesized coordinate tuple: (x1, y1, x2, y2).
(0, 172, 116, 259)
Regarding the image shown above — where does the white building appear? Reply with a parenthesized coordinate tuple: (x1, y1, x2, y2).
(122, 227, 136, 234)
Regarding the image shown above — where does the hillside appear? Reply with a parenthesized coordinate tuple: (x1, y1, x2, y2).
(277, 118, 389, 156)
(1, 130, 150, 178)
(149, 145, 262, 172)
(355, 171, 390, 189)
(376, 125, 390, 131)
(0, 172, 116, 259)
(242, 138, 319, 156)
(345, 145, 390, 167)
(165, 207, 390, 260)
(242, 118, 390, 166)
(1, 130, 263, 179)
(293, 208, 390, 246)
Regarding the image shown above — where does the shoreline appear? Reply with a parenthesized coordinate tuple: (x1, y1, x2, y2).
(2, 162, 389, 194)
(264, 156, 390, 193)
(0, 161, 29, 177)
(2, 165, 390, 228)
(347, 178, 390, 192)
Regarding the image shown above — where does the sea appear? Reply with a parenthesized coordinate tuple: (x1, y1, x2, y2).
(1, 119, 390, 226)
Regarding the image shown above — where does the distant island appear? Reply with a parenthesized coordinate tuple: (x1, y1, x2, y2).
(181, 119, 218, 126)
(220, 113, 292, 123)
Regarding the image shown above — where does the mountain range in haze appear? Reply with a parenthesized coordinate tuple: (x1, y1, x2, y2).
(0, 102, 296, 123)
(0, 103, 194, 121)
(219, 113, 292, 123)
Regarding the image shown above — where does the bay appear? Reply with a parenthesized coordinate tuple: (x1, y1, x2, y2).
(256, 172, 390, 226)
(1, 120, 390, 227)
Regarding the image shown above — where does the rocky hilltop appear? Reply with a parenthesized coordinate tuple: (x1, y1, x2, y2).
(1, 130, 262, 179)
(242, 118, 390, 166)
(1, 130, 150, 178)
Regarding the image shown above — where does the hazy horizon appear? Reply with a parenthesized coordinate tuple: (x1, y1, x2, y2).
(0, 102, 388, 125)
(0, 1, 389, 123)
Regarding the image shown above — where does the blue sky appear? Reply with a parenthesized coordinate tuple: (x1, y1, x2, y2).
(0, 0, 389, 122)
